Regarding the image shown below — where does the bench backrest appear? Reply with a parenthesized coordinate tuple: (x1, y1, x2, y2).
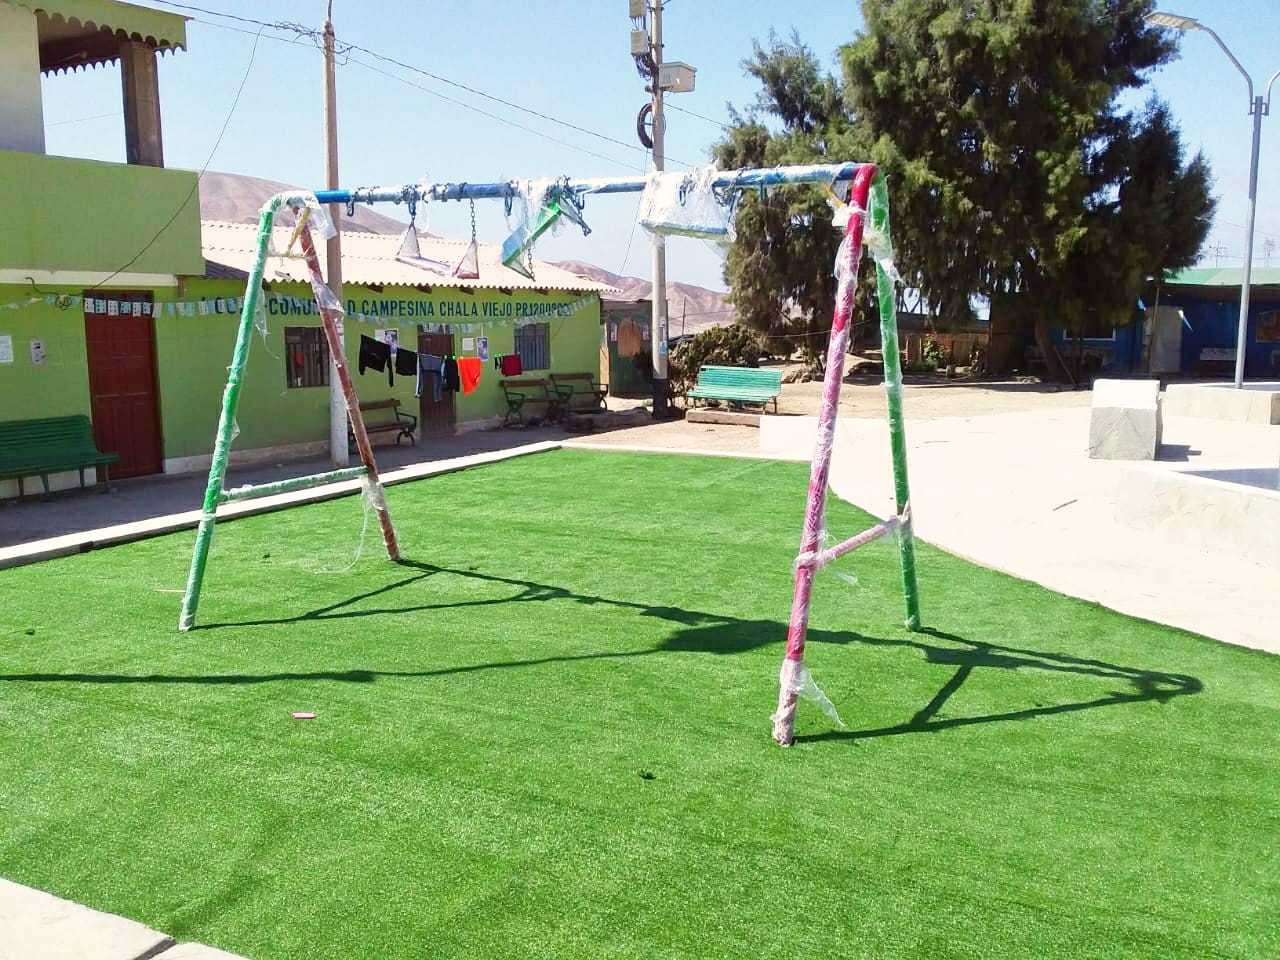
(553, 372, 598, 383)
(502, 379, 551, 389)
(0, 415, 100, 454)
(359, 399, 400, 412)
(695, 365, 783, 390)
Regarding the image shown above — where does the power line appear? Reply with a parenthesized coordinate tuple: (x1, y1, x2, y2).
(666, 102, 728, 128)
(345, 56, 649, 172)
(149, 0, 690, 167)
(88, 25, 264, 291)
(46, 112, 120, 127)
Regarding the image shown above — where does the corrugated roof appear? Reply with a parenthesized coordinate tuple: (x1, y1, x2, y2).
(1165, 266, 1280, 287)
(199, 220, 614, 293)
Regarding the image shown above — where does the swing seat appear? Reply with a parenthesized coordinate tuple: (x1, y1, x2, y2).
(395, 224, 453, 275)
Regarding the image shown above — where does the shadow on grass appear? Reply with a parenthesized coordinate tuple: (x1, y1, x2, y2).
(793, 627, 1202, 744)
(3, 561, 1203, 741)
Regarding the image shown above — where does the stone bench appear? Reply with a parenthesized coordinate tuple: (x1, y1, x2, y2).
(1088, 379, 1161, 460)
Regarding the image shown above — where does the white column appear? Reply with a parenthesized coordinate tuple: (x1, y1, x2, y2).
(0, 5, 46, 154)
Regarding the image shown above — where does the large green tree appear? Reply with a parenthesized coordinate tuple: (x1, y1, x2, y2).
(843, 0, 1215, 380)
(713, 34, 863, 370)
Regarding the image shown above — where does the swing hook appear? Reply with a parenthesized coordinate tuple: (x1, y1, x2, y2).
(346, 197, 356, 218)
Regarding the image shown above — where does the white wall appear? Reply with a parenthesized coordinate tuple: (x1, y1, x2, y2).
(0, 4, 46, 154)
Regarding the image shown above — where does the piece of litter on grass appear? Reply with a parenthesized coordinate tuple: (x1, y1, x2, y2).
(155, 588, 183, 594)
(292, 712, 316, 720)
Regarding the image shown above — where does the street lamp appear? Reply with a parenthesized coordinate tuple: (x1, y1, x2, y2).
(1147, 11, 1280, 388)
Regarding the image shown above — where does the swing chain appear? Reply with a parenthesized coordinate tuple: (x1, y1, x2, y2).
(469, 198, 477, 241)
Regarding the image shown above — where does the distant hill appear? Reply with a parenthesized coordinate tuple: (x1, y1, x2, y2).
(554, 259, 736, 335)
(197, 170, 415, 235)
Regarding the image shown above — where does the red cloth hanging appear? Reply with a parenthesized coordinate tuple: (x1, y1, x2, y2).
(457, 356, 483, 395)
(499, 353, 523, 376)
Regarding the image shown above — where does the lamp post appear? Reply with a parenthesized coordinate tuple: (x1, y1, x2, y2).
(1147, 11, 1280, 388)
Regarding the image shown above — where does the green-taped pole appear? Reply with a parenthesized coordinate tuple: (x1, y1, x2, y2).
(869, 173, 922, 630)
(219, 466, 369, 504)
(179, 202, 279, 631)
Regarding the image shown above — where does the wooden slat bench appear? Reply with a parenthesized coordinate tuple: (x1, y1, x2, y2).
(551, 372, 608, 412)
(686, 365, 783, 413)
(500, 378, 562, 426)
(350, 399, 416, 447)
(0, 415, 118, 499)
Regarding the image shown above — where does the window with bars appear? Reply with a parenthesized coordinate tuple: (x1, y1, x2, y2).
(514, 322, 551, 371)
(284, 326, 330, 388)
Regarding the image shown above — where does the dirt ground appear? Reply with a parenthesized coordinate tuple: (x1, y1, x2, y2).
(589, 373, 1093, 452)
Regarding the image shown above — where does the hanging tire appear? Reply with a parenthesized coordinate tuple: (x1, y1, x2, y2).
(637, 103, 655, 150)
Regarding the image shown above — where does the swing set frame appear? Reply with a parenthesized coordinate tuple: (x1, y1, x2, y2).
(176, 163, 922, 746)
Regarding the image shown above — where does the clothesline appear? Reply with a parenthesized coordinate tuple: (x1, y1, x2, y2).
(0, 292, 598, 335)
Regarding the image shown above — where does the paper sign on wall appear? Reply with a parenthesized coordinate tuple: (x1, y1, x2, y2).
(461, 337, 475, 352)
(0, 336, 12, 364)
(376, 328, 399, 351)
(476, 337, 489, 361)
(29, 339, 45, 365)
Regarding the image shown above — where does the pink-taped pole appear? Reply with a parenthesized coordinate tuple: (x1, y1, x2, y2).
(297, 223, 401, 562)
(772, 164, 876, 747)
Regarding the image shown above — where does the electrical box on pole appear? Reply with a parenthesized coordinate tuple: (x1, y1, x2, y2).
(628, 0, 646, 18)
(630, 29, 650, 56)
(658, 62, 696, 93)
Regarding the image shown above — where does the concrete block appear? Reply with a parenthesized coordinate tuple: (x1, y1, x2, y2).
(1163, 381, 1280, 425)
(1116, 464, 1280, 567)
(1089, 379, 1161, 460)
(0, 878, 174, 960)
(686, 408, 761, 427)
(156, 943, 252, 960)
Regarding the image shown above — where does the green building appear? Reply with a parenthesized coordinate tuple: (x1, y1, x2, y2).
(0, 0, 607, 498)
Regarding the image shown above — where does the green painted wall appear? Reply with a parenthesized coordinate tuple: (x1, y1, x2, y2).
(158, 280, 602, 461)
(0, 284, 92, 422)
(0, 280, 600, 466)
(0, 151, 202, 276)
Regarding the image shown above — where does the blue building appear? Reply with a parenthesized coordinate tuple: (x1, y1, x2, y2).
(1155, 267, 1280, 379)
(1048, 267, 1280, 378)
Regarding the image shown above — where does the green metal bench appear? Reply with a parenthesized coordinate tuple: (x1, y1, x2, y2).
(0, 415, 118, 499)
(686, 365, 783, 413)
(500, 378, 562, 426)
(552, 371, 608, 412)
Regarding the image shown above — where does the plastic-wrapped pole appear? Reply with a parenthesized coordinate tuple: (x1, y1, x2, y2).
(295, 222, 401, 562)
(178, 202, 279, 631)
(869, 173, 922, 630)
(772, 165, 876, 746)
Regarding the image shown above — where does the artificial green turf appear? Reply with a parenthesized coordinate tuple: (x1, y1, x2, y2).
(1, 450, 1276, 959)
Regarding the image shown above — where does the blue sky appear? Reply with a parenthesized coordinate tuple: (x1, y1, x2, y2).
(39, 0, 1280, 291)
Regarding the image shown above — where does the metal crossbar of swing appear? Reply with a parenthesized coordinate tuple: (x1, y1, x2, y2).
(219, 466, 370, 505)
(178, 161, 922, 754)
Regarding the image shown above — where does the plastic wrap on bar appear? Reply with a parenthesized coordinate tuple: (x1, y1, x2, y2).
(277, 191, 337, 239)
(637, 166, 737, 242)
(220, 466, 370, 504)
(771, 659, 845, 746)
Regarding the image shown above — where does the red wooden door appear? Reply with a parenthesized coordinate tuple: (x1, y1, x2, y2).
(417, 330, 456, 439)
(83, 292, 163, 478)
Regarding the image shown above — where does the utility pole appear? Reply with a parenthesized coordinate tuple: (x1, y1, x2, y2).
(648, 0, 669, 417)
(322, 3, 348, 466)
(630, 1, 694, 414)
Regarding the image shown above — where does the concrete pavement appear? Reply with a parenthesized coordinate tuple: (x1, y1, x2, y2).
(760, 408, 1280, 654)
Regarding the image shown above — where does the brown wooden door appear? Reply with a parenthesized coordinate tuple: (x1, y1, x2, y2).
(84, 291, 163, 478)
(417, 330, 455, 438)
